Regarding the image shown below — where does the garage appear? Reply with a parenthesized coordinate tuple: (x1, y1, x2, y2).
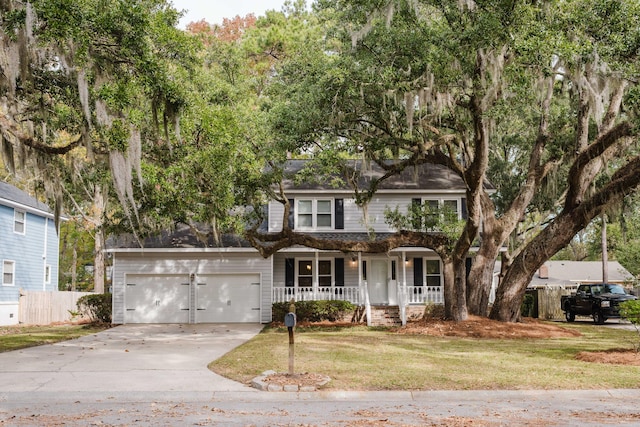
(122, 273, 261, 324)
(195, 274, 261, 323)
(124, 274, 191, 323)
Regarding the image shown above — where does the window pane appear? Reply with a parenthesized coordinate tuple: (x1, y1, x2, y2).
(317, 200, 331, 213)
(299, 277, 312, 287)
(318, 260, 331, 275)
(317, 214, 331, 227)
(426, 260, 440, 274)
(298, 200, 312, 214)
(14, 222, 24, 233)
(298, 214, 313, 227)
(426, 200, 439, 209)
(444, 200, 458, 211)
(426, 276, 441, 287)
(319, 276, 332, 287)
(299, 260, 312, 275)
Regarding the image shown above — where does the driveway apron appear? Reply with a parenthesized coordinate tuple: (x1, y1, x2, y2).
(0, 323, 263, 393)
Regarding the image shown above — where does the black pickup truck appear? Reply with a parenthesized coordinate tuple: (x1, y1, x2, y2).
(561, 283, 637, 324)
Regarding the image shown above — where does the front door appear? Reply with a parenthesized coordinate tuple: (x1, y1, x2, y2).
(369, 259, 389, 304)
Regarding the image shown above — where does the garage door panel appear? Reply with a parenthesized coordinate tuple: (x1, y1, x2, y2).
(125, 275, 190, 323)
(197, 274, 260, 323)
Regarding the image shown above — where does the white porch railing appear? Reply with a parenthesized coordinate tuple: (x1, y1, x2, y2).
(406, 286, 444, 304)
(273, 284, 443, 306)
(273, 285, 362, 304)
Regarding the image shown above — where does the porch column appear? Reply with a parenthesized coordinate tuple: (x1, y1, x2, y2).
(401, 250, 407, 326)
(313, 251, 319, 300)
(359, 252, 371, 327)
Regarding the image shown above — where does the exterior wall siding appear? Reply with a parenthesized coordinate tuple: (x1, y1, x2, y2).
(0, 204, 60, 325)
(111, 251, 272, 324)
(269, 193, 461, 233)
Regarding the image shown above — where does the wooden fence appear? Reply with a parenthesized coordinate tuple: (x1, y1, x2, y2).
(526, 288, 575, 320)
(18, 290, 93, 325)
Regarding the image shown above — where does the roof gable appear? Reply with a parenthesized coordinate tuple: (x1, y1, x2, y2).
(0, 181, 53, 216)
(281, 160, 486, 192)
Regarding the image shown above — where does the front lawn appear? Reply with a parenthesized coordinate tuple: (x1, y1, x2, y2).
(0, 324, 109, 353)
(209, 322, 640, 390)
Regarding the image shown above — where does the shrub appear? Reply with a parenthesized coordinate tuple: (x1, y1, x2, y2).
(77, 293, 112, 323)
(272, 300, 356, 323)
(619, 300, 640, 352)
(423, 303, 445, 320)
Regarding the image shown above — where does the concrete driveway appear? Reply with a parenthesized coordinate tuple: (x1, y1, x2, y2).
(0, 323, 264, 393)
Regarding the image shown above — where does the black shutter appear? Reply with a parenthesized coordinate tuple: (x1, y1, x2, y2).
(287, 199, 295, 229)
(285, 258, 294, 287)
(461, 197, 468, 220)
(413, 257, 423, 286)
(412, 198, 422, 229)
(335, 258, 344, 286)
(335, 198, 344, 230)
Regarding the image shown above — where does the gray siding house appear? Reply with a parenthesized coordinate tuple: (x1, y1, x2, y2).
(109, 161, 474, 325)
(0, 182, 61, 325)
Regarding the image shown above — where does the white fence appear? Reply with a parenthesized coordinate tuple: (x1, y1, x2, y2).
(18, 290, 92, 325)
(273, 286, 362, 304)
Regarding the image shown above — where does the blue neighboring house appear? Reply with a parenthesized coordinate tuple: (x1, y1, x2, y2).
(0, 181, 61, 325)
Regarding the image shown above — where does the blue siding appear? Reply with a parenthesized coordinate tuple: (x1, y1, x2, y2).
(0, 204, 60, 304)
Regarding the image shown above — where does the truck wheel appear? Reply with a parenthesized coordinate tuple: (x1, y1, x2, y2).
(593, 311, 606, 324)
(565, 309, 575, 322)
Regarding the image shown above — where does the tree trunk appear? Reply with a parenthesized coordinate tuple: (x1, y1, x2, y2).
(466, 250, 496, 316)
(93, 230, 105, 293)
(601, 213, 608, 283)
(71, 247, 77, 292)
(443, 257, 468, 321)
(92, 184, 107, 294)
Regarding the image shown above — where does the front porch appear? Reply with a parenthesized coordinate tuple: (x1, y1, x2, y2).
(273, 250, 445, 325)
(272, 284, 444, 306)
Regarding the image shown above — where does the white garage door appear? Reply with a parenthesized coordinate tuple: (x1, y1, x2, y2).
(196, 274, 261, 323)
(125, 274, 190, 323)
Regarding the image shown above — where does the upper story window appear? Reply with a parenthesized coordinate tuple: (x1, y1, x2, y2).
(14, 210, 25, 234)
(3, 260, 15, 286)
(411, 198, 463, 230)
(296, 199, 333, 230)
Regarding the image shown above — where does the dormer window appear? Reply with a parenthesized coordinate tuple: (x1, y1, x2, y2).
(14, 210, 25, 234)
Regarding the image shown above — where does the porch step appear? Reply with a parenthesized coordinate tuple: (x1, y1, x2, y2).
(369, 306, 402, 327)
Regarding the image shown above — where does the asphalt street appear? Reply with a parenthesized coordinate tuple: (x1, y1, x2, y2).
(1, 323, 639, 426)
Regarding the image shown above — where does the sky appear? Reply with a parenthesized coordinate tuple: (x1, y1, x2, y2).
(170, 0, 289, 28)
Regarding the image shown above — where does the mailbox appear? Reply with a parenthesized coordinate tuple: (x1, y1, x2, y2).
(284, 312, 296, 327)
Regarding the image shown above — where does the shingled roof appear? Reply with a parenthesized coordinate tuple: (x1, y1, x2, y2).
(280, 160, 492, 191)
(0, 181, 53, 215)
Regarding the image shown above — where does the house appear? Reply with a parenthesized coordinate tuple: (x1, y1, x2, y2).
(528, 261, 633, 289)
(0, 182, 61, 325)
(108, 160, 477, 325)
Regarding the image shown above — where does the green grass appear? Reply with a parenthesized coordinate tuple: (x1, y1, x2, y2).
(209, 323, 640, 390)
(0, 324, 109, 352)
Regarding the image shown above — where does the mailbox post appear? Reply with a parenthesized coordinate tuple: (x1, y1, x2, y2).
(285, 299, 296, 375)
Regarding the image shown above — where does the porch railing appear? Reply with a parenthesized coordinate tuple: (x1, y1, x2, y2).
(273, 284, 361, 304)
(406, 285, 444, 304)
(272, 284, 443, 306)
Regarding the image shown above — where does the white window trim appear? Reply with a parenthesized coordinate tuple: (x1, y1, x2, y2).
(295, 198, 334, 230)
(424, 258, 443, 287)
(421, 198, 461, 220)
(14, 210, 26, 235)
(3, 260, 15, 286)
(295, 258, 335, 288)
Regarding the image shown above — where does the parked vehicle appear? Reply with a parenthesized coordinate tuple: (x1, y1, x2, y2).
(561, 283, 637, 324)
